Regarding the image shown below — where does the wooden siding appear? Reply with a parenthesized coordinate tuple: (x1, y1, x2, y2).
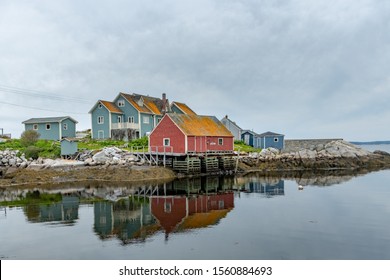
(149, 115, 186, 154)
(91, 104, 110, 139)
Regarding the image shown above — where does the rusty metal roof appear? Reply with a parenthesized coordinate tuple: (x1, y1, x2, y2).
(99, 100, 123, 114)
(172, 102, 197, 115)
(167, 113, 233, 137)
(121, 93, 163, 115)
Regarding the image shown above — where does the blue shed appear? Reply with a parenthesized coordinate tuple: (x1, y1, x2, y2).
(241, 130, 260, 148)
(258, 131, 285, 150)
(60, 138, 78, 157)
(22, 116, 77, 141)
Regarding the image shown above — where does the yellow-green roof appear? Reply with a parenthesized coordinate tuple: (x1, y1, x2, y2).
(168, 113, 233, 137)
(172, 102, 197, 115)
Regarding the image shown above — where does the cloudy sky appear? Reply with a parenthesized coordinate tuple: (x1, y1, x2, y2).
(1, 0, 389, 141)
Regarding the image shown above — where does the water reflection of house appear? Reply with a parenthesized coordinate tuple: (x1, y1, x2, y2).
(94, 199, 157, 243)
(26, 196, 80, 224)
(244, 179, 284, 196)
(151, 192, 234, 236)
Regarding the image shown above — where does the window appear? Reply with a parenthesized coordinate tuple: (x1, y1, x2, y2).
(164, 202, 171, 213)
(117, 116, 122, 123)
(98, 104, 103, 109)
(143, 116, 150, 124)
(98, 116, 104, 124)
(163, 138, 170, 146)
(157, 118, 162, 123)
(63, 123, 68, 130)
(33, 124, 38, 130)
(117, 99, 125, 107)
(274, 137, 279, 142)
(128, 116, 134, 123)
(46, 124, 51, 130)
(218, 138, 223, 145)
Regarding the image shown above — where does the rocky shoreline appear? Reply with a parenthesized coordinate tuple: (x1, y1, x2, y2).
(239, 140, 390, 172)
(1, 140, 390, 188)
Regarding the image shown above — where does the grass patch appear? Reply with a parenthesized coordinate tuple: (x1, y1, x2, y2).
(234, 140, 262, 153)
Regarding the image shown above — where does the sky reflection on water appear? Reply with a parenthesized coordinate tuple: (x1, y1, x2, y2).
(1, 170, 390, 260)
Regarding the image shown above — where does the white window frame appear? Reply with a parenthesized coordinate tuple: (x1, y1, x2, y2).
(143, 116, 150, 124)
(128, 116, 135, 123)
(117, 99, 125, 107)
(163, 138, 170, 147)
(218, 138, 223, 145)
(98, 104, 103, 109)
(274, 137, 279, 142)
(46, 123, 51, 130)
(33, 124, 38, 130)
(117, 116, 122, 123)
(97, 116, 104, 124)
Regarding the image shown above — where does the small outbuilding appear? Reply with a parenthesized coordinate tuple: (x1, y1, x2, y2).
(241, 130, 260, 148)
(60, 138, 79, 158)
(258, 131, 285, 150)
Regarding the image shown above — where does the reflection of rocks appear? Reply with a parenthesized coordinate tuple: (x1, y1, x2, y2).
(241, 168, 371, 187)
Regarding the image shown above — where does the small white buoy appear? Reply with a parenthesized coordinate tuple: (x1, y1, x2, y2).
(298, 185, 304, 190)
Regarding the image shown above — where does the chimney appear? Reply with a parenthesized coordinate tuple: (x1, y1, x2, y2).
(162, 93, 167, 115)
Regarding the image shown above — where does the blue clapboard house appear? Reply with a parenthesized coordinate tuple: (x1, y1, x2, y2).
(22, 116, 77, 141)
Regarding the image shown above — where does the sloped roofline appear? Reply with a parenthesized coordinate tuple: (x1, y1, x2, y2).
(161, 113, 233, 137)
(221, 115, 242, 130)
(88, 100, 123, 114)
(22, 116, 78, 124)
(258, 131, 285, 137)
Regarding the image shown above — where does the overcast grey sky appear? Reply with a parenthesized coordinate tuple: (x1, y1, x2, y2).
(1, 0, 389, 141)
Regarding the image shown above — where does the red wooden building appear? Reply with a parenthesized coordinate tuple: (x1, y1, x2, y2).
(149, 113, 234, 155)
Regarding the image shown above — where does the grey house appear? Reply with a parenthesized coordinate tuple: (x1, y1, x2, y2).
(221, 115, 243, 141)
(22, 116, 77, 141)
(258, 131, 285, 150)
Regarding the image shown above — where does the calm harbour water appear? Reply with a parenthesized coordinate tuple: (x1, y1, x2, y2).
(1, 144, 390, 260)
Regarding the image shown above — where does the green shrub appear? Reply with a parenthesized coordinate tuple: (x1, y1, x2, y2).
(24, 146, 42, 160)
(129, 136, 148, 147)
(20, 130, 40, 147)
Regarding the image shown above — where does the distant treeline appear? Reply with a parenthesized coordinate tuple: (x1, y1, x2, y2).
(351, 141, 390, 145)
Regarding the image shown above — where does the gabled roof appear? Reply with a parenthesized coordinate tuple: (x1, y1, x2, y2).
(241, 130, 258, 136)
(22, 116, 78, 124)
(221, 115, 242, 130)
(171, 101, 197, 115)
(167, 113, 233, 137)
(258, 131, 284, 137)
(99, 100, 123, 113)
(88, 100, 123, 114)
(121, 93, 165, 115)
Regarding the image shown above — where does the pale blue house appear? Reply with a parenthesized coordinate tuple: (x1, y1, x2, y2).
(22, 116, 77, 141)
(89, 93, 170, 140)
(90, 92, 197, 140)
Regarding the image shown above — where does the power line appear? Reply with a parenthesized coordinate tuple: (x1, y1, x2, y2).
(0, 84, 94, 103)
(0, 100, 88, 114)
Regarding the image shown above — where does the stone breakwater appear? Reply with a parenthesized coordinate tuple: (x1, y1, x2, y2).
(239, 140, 390, 171)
